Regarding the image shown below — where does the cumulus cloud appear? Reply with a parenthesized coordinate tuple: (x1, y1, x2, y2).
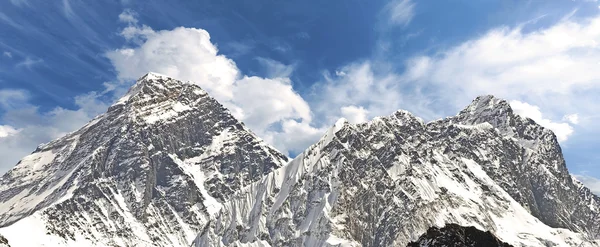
(313, 61, 437, 124)
(510, 100, 574, 142)
(232, 76, 311, 130)
(106, 12, 318, 155)
(563, 114, 580, 125)
(118, 9, 138, 24)
(0, 125, 18, 138)
(341, 106, 369, 124)
(107, 26, 239, 100)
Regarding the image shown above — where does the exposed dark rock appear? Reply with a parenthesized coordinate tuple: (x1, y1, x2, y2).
(407, 224, 513, 247)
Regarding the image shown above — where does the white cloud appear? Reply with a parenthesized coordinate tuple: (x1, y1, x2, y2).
(118, 9, 138, 24)
(0, 89, 110, 174)
(0, 125, 18, 138)
(341, 105, 369, 124)
(313, 61, 437, 123)
(402, 15, 600, 140)
(263, 120, 326, 156)
(3, 51, 12, 58)
(563, 114, 580, 125)
(107, 12, 318, 156)
(387, 0, 416, 26)
(107, 26, 239, 101)
(574, 174, 600, 195)
(232, 76, 311, 131)
(510, 100, 574, 142)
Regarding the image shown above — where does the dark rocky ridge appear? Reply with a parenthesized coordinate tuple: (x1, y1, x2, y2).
(407, 223, 513, 247)
(0, 234, 9, 247)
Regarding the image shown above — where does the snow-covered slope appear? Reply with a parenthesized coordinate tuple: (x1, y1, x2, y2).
(0, 73, 288, 247)
(195, 96, 600, 247)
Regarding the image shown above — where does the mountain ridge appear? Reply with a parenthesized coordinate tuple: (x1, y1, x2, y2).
(0, 72, 598, 246)
(195, 94, 600, 246)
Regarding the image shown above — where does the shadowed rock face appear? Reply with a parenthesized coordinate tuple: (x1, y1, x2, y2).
(0, 73, 288, 247)
(0, 234, 9, 247)
(407, 224, 513, 247)
(195, 96, 600, 247)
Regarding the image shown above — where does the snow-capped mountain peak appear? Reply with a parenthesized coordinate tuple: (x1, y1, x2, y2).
(0, 73, 287, 247)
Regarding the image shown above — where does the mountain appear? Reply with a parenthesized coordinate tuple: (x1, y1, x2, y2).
(194, 96, 600, 247)
(0, 73, 288, 247)
(406, 223, 513, 247)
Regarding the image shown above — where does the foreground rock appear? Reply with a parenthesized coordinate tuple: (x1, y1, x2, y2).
(407, 224, 513, 247)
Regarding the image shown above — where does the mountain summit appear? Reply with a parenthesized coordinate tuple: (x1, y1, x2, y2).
(0, 73, 288, 246)
(195, 95, 600, 247)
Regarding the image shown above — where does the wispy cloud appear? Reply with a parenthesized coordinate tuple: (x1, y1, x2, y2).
(0, 89, 29, 109)
(3, 52, 12, 58)
(62, 0, 75, 19)
(386, 0, 416, 27)
(255, 57, 295, 78)
(223, 40, 255, 57)
(16, 57, 43, 69)
(0, 12, 24, 31)
(9, 0, 29, 7)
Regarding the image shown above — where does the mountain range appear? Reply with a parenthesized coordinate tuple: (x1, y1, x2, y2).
(0, 73, 598, 247)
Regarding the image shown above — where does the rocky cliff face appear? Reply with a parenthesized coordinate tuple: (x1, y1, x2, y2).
(195, 96, 600, 247)
(0, 73, 288, 247)
(406, 223, 513, 247)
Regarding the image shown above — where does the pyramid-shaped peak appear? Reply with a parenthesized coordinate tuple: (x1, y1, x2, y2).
(142, 71, 173, 81)
(453, 95, 514, 128)
(461, 95, 511, 115)
(114, 73, 206, 107)
(134, 72, 191, 90)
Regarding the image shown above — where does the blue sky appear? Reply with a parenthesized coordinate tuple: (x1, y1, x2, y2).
(1, 0, 600, 192)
